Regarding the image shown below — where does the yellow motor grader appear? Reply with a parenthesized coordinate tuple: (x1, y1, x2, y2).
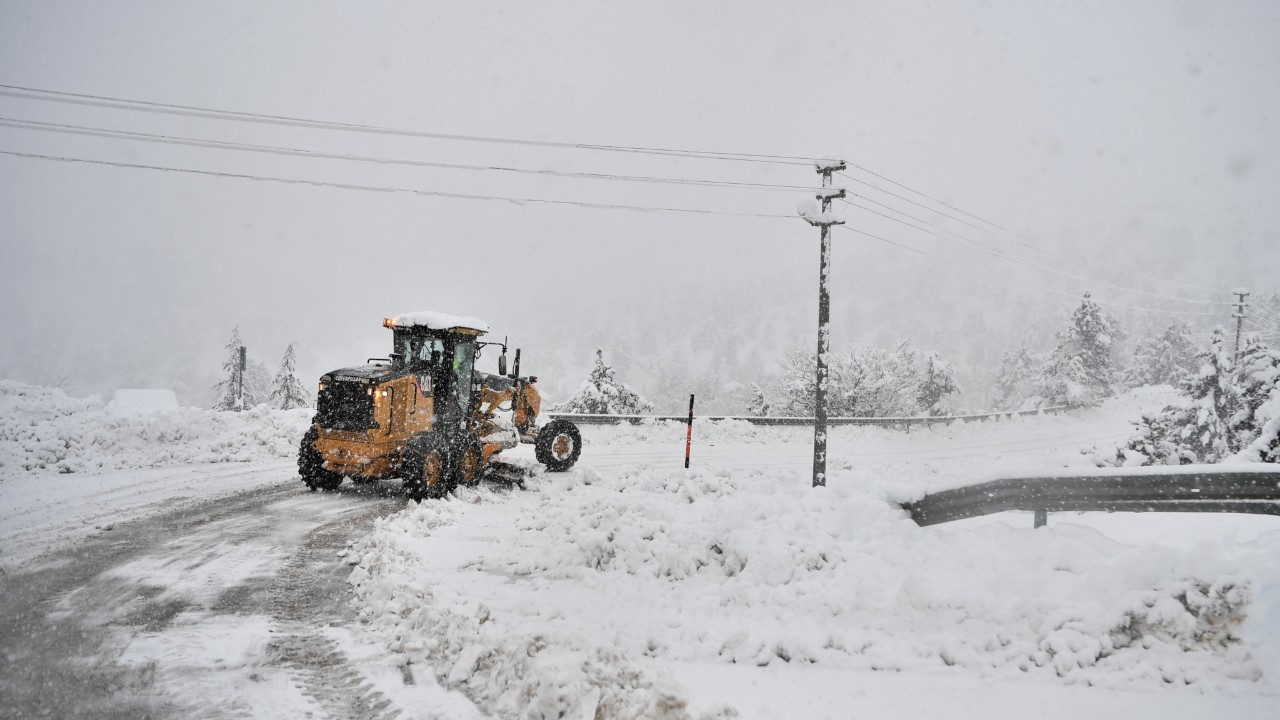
(298, 311, 582, 500)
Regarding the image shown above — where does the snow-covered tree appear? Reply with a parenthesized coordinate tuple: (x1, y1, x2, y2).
(1039, 293, 1123, 407)
(212, 327, 256, 411)
(917, 351, 962, 416)
(779, 343, 926, 417)
(1231, 337, 1280, 460)
(244, 359, 271, 407)
(1117, 329, 1278, 465)
(269, 342, 311, 410)
(554, 348, 654, 414)
(1176, 329, 1239, 462)
(1123, 322, 1198, 388)
(993, 345, 1042, 410)
(745, 382, 771, 417)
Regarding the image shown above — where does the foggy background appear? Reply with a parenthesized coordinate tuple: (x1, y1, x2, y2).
(2, 1, 1277, 412)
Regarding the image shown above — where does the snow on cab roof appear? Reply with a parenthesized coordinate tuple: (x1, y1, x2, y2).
(384, 311, 490, 334)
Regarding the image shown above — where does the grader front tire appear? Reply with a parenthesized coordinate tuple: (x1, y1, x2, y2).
(298, 426, 343, 491)
(535, 419, 582, 472)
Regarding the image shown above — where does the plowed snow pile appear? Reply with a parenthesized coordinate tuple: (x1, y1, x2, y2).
(0, 381, 312, 476)
(349, 397, 1280, 719)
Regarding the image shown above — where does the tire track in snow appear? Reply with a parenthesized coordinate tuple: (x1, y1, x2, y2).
(265, 500, 406, 720)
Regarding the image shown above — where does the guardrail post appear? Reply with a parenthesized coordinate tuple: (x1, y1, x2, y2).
(1033, 509, 1048, 528)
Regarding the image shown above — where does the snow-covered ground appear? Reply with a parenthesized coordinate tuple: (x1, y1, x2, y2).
(2, 382, 1277, 719)
(0, 381, 312, 568)
(348, 387, 1280, 719)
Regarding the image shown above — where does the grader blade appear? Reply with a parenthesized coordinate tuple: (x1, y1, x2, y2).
(484, 460, 538, 489)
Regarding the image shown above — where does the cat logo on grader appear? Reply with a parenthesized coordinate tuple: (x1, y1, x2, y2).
(298, 311, 582, 500)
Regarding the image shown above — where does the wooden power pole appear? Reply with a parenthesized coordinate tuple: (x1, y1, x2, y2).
(805, 159, 846, 487)
(1233, 288, 1250, 362)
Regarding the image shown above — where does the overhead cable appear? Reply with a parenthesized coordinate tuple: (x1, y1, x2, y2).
(0, 148, 796, 220)
(833, 223, 1218, 318)
(836, 169, 1230, 295)
(0, 83, 812, 165)
(838, 197, 1234, 307)
(0, 117, 826, 193)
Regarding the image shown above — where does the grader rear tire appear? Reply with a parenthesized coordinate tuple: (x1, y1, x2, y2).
(403, 434, 454, 501)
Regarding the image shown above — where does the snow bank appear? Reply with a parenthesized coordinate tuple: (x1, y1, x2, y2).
(349, 456, 1276, 718)
(0, 381, 313, 476)
(108, 389, 179, 416)
(346, 491, 720, 720)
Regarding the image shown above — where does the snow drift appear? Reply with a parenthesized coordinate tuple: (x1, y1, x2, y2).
(0, 381, 312, 476)
(348, 453, 1277, 719)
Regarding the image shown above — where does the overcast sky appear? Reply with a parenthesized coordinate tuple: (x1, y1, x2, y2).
(2, 1, 1277, 404)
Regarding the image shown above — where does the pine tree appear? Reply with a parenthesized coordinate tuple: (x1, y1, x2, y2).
(1123, 322, 1198, 388)
(993, 345, 1041, 410)
(1175, 329, 1238, 462)
(1040, 293, 1122, 406)
(243, 359, 271, 407)
(1231, 337, 1280, 458)
(212, 326, 252, 411)
(269, 342, 311, 410)
(1122, 329, 1238, 464)
(554, 349, 654, 414)
(745, 382, 771, 417)
(917, 351, 961, 416)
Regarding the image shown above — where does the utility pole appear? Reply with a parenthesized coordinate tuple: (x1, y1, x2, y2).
(804, 159, 846, 487)
(237, 345, 247, 411)
(1233, 288, 1250, 362)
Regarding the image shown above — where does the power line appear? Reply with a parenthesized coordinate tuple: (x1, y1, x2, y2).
(837, 224, 928, 256)
(0, 116, 826, 194)
(1250, 304, 1280, 324)
(836, 168, 1231, 295)
(833, 223, 1218, 318)
(0, 148, 797, 220)
(0, 83, 813, 166)
(837, 197, 1233, 308)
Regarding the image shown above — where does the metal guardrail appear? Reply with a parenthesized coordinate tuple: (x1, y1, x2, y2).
(901, 467, 1280, 528)
(546, 406, 1069, 427)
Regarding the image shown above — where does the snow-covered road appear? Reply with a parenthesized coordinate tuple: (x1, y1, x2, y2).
(0, 469, 482, 720)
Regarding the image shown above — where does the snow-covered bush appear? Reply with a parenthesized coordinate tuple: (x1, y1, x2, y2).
(554, 348, 654, 414)
(779, 343, 960, 417)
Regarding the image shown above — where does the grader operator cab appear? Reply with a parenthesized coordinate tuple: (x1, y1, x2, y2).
(298, 311, 582, 500)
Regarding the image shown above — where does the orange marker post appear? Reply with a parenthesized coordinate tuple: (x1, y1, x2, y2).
(684, 394, 695, 469)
